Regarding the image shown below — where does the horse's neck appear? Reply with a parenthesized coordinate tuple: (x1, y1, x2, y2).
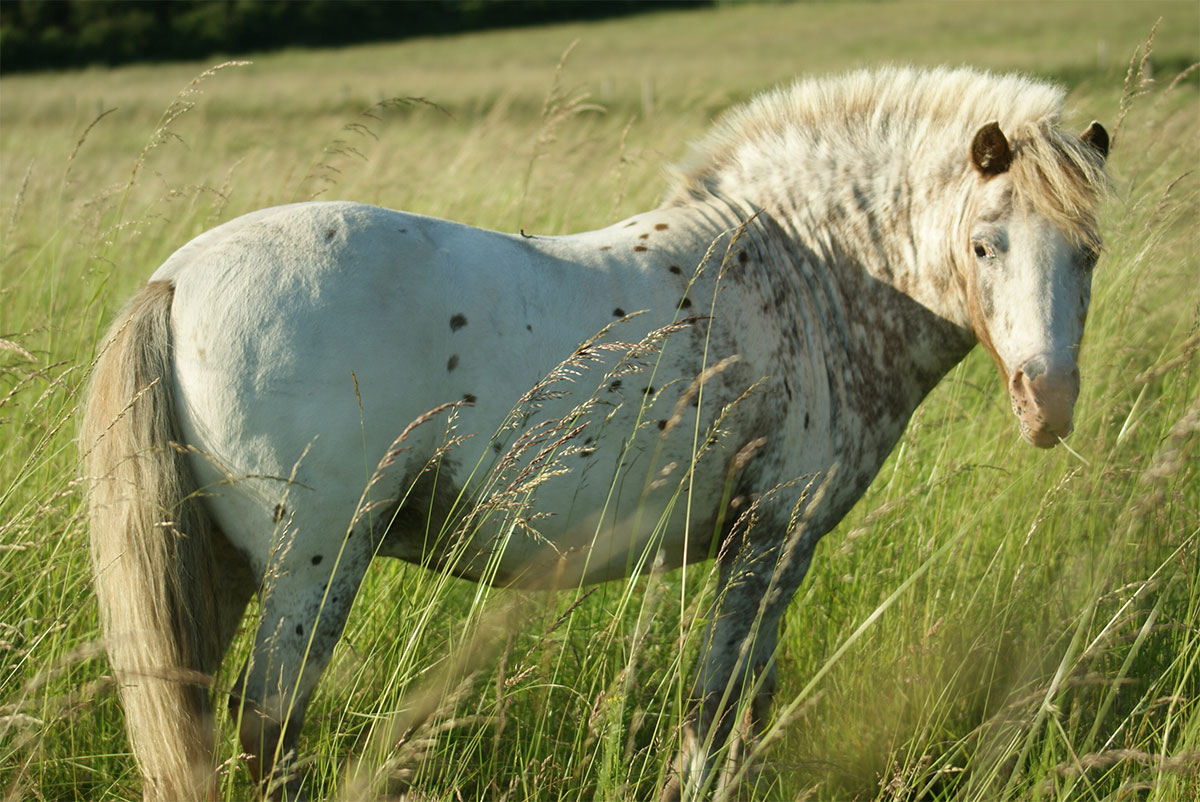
(701, 154, 978, 419)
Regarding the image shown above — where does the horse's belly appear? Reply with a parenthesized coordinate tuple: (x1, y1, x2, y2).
(378, 443, 729, 589)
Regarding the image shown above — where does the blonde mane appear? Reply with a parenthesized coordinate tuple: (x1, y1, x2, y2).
(671, 66, 1107, 248)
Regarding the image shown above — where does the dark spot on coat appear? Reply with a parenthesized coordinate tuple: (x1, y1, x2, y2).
(655, 223, 669, 231)
(639, 233, 650, 240)
(447, 354, 459, 372)
(584, 436, 593, 445)
(600, 245, 612, 251)
(613, 307, 625, 317)
(295, 624, 304, 636)
(624, 220, 638, 228)
(657, 420, 668, 430)
(450, 313, 468, 331)
(634, 245, 648, 252)
(311, 555, 323, 566)
(463, 393, 477, 404)
(669, 265, 682, 274)
(738, 250, 748, 264)
(580, 449, 594, 457)
(526, 324, 533, 331)
(398, 228, 408, 234)
(493, 441, 502, 453)
(644, 386, 654, 395)
(609, 380, 622, 391)
(680, 297, 693, 309)
(804, 413, 810, 429)
(273, 504, 286, 524)
(325, 228, 336, 241)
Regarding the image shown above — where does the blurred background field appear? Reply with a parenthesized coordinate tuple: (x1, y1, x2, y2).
(1, 2, 1197, 800)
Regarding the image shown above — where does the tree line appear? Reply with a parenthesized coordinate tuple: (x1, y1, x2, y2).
(1, 0, 710, 74)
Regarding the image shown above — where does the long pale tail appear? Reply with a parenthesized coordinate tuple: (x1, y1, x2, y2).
(81, 281, 222, 802)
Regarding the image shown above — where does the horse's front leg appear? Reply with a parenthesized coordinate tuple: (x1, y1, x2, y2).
(667, 522, 818, 800)
(230, 536, 370, 801)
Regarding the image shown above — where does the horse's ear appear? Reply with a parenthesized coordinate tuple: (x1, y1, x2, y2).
(1080, 121, 1109, 162)
(970, 121, 1012, 177)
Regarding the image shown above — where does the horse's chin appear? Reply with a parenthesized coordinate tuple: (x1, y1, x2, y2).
(1018, 420, 1071, 449)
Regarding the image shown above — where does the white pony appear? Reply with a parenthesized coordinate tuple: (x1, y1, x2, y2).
(81, 66, 1108, 801)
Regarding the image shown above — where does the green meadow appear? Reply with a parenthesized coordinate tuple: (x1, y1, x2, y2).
(1, 2, 1197, 800)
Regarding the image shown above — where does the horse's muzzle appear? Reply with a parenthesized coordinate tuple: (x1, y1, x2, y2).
(1009, 354, 1080, 448)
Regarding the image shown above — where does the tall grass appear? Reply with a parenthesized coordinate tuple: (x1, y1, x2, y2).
(1, 3, 1197, 801)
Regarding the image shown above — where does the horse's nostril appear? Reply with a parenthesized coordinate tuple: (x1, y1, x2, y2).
(1022, 356, 1048, 382)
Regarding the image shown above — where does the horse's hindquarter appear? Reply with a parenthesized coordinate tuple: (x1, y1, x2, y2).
(159, 202, 764, 584)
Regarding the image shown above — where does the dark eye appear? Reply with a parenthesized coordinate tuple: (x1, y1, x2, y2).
(973, 242, 993, 260)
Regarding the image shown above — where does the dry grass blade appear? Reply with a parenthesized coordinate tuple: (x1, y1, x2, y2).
(0, 338, 35, 362)
(299, 96, 451, 200)
(125, 61, 253, 196)
(4, 159, 34, 246)
(518, 39, 606, 230)
(64, 108, 118, 184)
(1113, 18, 1161, 147)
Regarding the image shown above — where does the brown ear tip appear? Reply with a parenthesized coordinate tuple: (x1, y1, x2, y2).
(975, 120, 1004, 142)
(1081, 120, 1110, 160)
(971, 120, 1013, 176)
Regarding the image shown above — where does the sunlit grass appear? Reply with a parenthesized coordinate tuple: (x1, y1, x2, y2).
(1, 3, 1196, 801)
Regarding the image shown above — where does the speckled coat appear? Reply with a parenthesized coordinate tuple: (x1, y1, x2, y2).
(83, 66, 1108, 801)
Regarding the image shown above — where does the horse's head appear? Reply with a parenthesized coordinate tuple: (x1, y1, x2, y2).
(962, 119, 1108, 448)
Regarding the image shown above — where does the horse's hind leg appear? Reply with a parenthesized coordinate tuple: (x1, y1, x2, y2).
(231, 533, 370, 801)
(212, 528, 257, 664)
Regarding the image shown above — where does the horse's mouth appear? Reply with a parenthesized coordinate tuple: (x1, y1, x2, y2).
(1019, 418, 1072, 449)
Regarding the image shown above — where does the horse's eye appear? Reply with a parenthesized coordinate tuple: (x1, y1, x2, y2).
(973, 242, 991, 260)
